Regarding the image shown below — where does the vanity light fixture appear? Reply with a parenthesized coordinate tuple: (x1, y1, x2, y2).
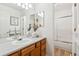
(25, 6, 29, 9)
(16, 3, 33, 10)
(17, 3, 21, 6)
(21, 3, 25, 8)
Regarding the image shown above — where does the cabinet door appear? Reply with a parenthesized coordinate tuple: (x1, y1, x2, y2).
(41, 39, 46, 56)
(41, 44, 46, 56)
(31, 47, 40, 56)
(21, 44, 35, 56)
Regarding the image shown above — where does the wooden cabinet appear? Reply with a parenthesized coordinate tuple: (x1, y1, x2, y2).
(31, 47, 40, 56)
(36, 41, 40, 48)
(31, 41, 41, 56)
(40, 39, 46, 56)
(21, 44, 35, 56)
(41, 44, 46, 56)
(8, 38, 46, 56)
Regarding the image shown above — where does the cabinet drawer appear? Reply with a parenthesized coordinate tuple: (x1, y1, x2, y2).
(41, 43, 46, 56)
(21, 44, 35, 56)
(36, 41, 40, 48)
(41, 39, 46, 44)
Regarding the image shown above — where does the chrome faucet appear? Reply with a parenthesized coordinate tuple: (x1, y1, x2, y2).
(14, 27, 22, 41)
(14, 27, 17, 39)
(6, 30, 11, 37)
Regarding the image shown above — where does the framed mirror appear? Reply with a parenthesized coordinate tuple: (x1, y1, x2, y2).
(10, 16, 19, 26)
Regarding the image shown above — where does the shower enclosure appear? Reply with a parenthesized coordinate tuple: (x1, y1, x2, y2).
(54, 3, 78, 56)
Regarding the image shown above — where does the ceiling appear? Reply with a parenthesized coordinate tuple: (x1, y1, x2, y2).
(0, 3, 25, 11)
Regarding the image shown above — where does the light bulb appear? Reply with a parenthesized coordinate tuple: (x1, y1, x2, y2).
(17, 3, 21, 6)
(28, 4, 32, 8)
(25, 6, 29, 10)
(41, 12, 44, 17)
(22, 4, 25, 8)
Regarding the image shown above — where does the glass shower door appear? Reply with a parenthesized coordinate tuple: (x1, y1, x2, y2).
(54, 3, 73, 56)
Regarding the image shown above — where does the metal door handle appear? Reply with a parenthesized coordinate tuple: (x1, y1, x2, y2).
(74, 28, 76, 32)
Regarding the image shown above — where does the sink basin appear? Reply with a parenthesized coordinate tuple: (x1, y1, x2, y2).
(12, 38, 32, 45)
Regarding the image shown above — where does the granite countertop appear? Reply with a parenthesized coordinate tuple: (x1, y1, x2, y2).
(0, 36, 45, 56)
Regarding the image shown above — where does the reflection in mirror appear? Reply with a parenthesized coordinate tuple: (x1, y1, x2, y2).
(9, 16, 21, 37)
(0, 3, 22, 38)
(30, 11, 44, 32)
(36, 11, 44, 27)
(0, 3, 44, 38)
(26, 11, 45, 38)
(0, 3, 34, 38)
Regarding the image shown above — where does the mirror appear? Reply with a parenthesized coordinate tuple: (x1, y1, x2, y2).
(29, 11, 44, 32)
(30, 11, 44, 28)
(0, 3, 22, 38)
(0, 3, 45, 38)
(10, 16, 19, 26)
(36, 11, 44, 27)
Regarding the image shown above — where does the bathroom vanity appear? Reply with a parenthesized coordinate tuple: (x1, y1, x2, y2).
(6, 37, 46, 56)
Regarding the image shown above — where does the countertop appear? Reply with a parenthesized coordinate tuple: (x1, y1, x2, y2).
(0, 36, 46, 56)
